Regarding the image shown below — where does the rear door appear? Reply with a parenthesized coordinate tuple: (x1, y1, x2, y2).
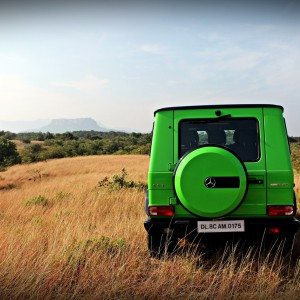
(174, 107, 267, 217)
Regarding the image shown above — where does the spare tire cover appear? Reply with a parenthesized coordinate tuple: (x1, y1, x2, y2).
(174, 146, 247, 218)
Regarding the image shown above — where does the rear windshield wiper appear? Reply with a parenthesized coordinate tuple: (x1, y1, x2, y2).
(215, 114, 232, 119)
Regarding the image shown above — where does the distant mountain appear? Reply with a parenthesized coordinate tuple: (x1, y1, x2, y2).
(0, 118, 138, 134)
(0, 120, 50, 133)
(108, 125, 138, 133)
(37, 118, 108, 133)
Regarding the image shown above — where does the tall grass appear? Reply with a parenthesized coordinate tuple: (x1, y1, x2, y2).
(0, 155, 299, 298)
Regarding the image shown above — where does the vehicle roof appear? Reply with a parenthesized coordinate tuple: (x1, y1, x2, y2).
(154, 104, 284, 115)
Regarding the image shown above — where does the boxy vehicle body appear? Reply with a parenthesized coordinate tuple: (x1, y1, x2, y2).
(144, 104, 300, 256)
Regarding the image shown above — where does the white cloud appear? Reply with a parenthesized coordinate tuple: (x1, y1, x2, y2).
(0, 75, 43, 97)
(0, 75, 88, 120)
(258, 43, 300, 89)
(56, 75, 109, 93)
(194, 47, 266, 71)
(216, 51, 265, 71)
(0, 53, 27, 64)
(139, 44, 167, 55)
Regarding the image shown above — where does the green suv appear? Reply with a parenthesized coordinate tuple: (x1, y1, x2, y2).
(144, 104, 300, 256)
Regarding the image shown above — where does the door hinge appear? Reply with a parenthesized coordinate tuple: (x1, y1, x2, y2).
(168, 163, 175, 171)
(169, 197, 177, 205)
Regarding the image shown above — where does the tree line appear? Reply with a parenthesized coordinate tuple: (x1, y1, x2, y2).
(0, 130, 152, 169)
(0, 130, 299, 170)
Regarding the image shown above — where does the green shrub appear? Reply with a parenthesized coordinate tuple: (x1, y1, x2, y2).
(65, 236, 127, 267)
(36, 132, 45, 141)
(98, 168, 147, 190)
(20, 144, 43, 163)
(21, 138, 31, 144)
(0, 137, 21, 169)
(10, 131, 152, 165)
(55, 191, 71, 201)
(25, 195, 48, 207)
(291, 143, 300, 173)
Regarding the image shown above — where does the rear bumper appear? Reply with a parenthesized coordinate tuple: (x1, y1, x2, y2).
(144, 217, 300, 239)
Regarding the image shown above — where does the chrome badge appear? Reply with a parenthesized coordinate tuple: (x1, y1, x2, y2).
(204, 177, 217, 188)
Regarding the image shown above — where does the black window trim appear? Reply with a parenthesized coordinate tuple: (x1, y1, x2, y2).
(178, 117, 261, 163)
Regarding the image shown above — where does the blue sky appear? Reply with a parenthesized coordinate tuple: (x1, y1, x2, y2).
(0, 0, 300, 134)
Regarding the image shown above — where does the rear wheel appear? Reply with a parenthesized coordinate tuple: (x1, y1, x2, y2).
(279, 230, 300, 263)
(291, 230, 300, 262)
(148, 231, 178, 257)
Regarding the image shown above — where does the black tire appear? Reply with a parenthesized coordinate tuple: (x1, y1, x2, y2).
(280, 230, 300, 263)
(291, 230, 300, 262)
(148, 231, 178, 257)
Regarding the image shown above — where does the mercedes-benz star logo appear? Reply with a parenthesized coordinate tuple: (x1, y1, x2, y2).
(204, 177, 217, 188)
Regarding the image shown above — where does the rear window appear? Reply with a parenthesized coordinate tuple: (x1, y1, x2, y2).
(179, 118, 260, 162)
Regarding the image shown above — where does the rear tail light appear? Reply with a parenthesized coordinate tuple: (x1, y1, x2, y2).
(148, 206, 174, 217)
(268, 227, 281, 235)
(267, 205, 294, 216)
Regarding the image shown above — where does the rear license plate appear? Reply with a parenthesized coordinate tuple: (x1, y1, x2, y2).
(197, 220, 245, 233)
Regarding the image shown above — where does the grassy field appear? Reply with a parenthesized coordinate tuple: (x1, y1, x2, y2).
(0, 154, 299, 299)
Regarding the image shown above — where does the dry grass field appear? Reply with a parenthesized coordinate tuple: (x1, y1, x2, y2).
(0, 155, 299, 299)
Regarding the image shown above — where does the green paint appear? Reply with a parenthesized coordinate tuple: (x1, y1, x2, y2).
(147, 105, 294, 219)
